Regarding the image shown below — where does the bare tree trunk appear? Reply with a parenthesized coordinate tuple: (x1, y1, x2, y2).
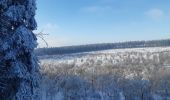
(0, 0, 40, 99)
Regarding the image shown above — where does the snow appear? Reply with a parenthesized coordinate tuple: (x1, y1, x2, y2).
(0, 0, 39, 99)
(119, 92, 125, 100)
(39, 47, 170, 67)
(39, 47, 170, 100)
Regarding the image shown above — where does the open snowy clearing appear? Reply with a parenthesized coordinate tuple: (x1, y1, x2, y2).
(39, 47, 170, 67)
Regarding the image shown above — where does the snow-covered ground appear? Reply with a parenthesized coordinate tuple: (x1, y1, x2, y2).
(39, 47, 170, 100)
(40, 47, 170, 63)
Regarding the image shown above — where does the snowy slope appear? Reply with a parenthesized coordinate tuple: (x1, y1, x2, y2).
(39, 47, 170, 67)
(39, 47, 170, 100)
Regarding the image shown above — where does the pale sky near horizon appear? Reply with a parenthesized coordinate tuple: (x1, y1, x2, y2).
(35, 0, 170, 47)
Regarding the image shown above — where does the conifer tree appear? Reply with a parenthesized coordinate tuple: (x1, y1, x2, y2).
(0, 0, 39, 99)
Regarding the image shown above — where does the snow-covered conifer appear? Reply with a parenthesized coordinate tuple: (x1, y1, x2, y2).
(0, 0, 39, 99)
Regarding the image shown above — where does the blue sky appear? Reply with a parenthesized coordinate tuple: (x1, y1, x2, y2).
(35, 0, 170, 47)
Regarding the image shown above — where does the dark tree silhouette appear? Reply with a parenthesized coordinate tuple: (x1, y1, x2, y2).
(0, 0, 40, 99)
(36, 39, 170, 56)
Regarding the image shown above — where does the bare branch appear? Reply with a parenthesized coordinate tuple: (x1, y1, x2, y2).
(35, 30, 49, 47)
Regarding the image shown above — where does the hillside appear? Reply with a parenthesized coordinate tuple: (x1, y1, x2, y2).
(39, 47, 170, 100)
(36, 39, 170, 56)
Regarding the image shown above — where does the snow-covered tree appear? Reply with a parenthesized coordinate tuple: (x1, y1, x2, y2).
(0, 0, 40, 99)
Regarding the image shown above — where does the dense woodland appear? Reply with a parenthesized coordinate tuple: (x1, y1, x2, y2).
(36, 39, 170, 56)
(40, 48, 170, 100)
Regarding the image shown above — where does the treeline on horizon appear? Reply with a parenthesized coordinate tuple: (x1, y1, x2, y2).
(35, 39, 170, 56)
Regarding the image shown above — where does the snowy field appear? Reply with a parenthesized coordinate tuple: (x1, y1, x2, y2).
(39, 47, 170, 100)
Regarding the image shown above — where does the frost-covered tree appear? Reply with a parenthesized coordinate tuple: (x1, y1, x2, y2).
(0, 0, 39, 99)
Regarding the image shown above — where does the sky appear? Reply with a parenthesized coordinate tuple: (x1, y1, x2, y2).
(35, 0, 170, 47)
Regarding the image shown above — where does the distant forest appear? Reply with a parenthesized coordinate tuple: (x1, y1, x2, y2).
(35, 39, 170, 56)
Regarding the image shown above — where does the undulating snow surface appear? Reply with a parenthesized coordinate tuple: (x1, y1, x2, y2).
(39, 47, 170, 100)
